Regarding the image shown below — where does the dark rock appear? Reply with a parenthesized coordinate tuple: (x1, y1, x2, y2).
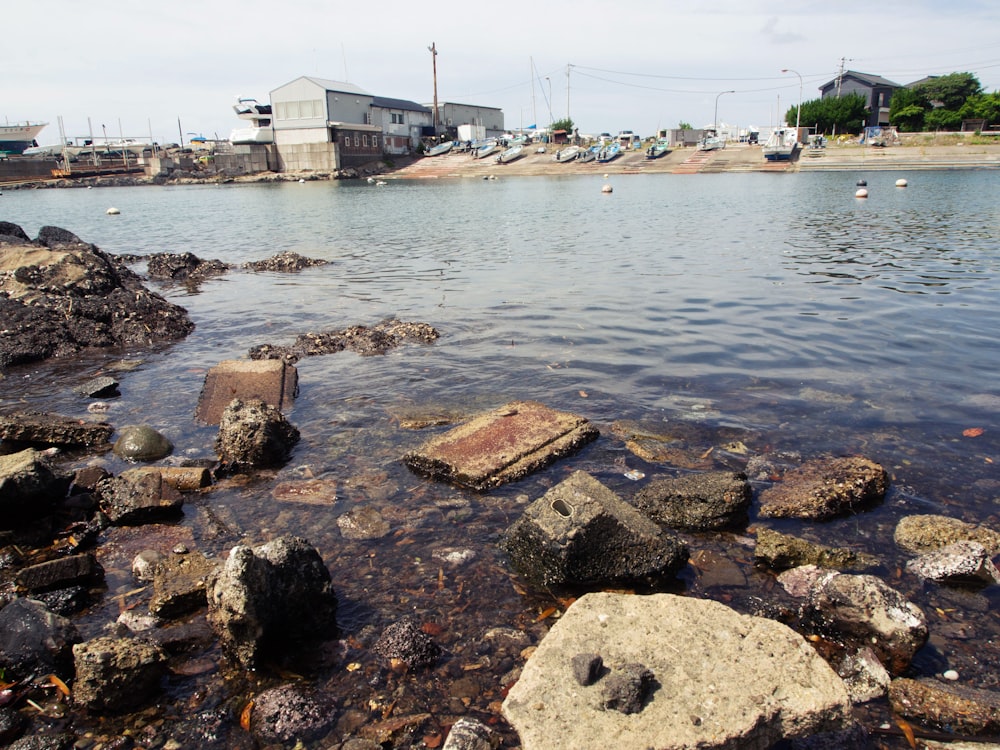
(214, 398, 299, 471)
(601, 663, 655, 714)
(205, 536, 338, 669)
(249, 317, 438, 363)
(96, 468, 185, 525)
(0, 448, 73, 528)
(243, 251, 329, 272)
(72, 635, 168, 711)
(500, 471, 688, 587)
(5, 733, 78, 750)
(633, 471, 752, 530)
(404, 401, 599, 491)
(249, 683, 338, 743)
(15, 553, 103, 594)
(112, 425, 173, 462)
(373, 618, 441, 669)
(754, 528, 880, 571)
(74, 375, 120, 398)
(0, 705, 27, 745)
(786, 722, 872, 749)
(0, 411, 113, 448)
(36, 225, 83, 247)
(148, 551, 217, 619)
(32, 585, 92, 616)
(889, 677, 1000, 735)
(571, 653, 603, 686)
(0, 598, 80, 678)
(0, 222, 31, 243)
(758, 456, 888, 520)
(146, 252, 229, 282)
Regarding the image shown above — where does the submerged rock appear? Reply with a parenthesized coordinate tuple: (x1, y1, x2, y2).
(242, 251, 329, 272)
(112, 424, 173, 462)
(754, 527, 880, 571)
(0, 598, 80, 678)
(758, 456, 888, 520)
(373, 618, 441, 669)
(72, 635, 168, 711)
(248, 317, 439, 363)
(633, 470, 752, 530)
(249, 683, 339, 744)
(214, 398, 299, 471)
(894, 514, 1000, 556)
(889, 677, 1000, 735)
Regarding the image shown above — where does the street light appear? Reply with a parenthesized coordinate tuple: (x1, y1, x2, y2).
(714, 90, 735, 133)
(781, 68, 802, 142)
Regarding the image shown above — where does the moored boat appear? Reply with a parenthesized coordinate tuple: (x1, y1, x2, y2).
(0, 121, 48, 154)
(596, 141, 621, 163)
(576, 146, 598, 163)
(424, 141, 454, 157)
(496, 144, 524, 164)
(554, 145, 581, 162)
(645, 139, 670, 159)
(230, 96, 274, 145)
(697, 130, 725, 151)
(473, 139, 499, 159)
(762, 128, 797, 161)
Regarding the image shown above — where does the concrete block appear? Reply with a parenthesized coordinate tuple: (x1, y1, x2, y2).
(195, 358, 297, 425)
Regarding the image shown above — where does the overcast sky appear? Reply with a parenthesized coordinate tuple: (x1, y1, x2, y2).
(6, 0, 1000, 145)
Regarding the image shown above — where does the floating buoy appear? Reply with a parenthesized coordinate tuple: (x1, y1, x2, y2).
(855, 188, 868, 199)
(87, 185, 93, 189)
(895, 178, 908, 187)
(375, 180, 387, 186)
(298, 178, 305, 183)
(601, 183, 613, 193)
(106, 207, 120, 215)
(856, 179, 867, 186)
(603, 173, 609, 178)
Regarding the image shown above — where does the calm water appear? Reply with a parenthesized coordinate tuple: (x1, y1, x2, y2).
(2, 171, 999, 745)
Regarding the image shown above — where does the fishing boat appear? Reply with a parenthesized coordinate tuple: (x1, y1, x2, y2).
(0, 121, 48, 154)
(553, 145, 581, 162)
(596, 141, 621, 163)
(576, 146, 598, 163)
(645, 139, 670, 159)
(496, 144, 524, 164)
(424, 141, 454, 157)
(697, 130, 725, 151)
(473, 139, 499, 159)
(762, 128, 797, 161)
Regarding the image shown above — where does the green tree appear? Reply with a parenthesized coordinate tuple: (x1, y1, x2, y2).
(914, 72, 981, 110)
(793, 93, 867, 134)
(924, 107, 963, 131)
(678, 121, 693, 130)
(550, 117, 575, 133)
(959, 91, 1000, 128)
(890, 87, 928, 131)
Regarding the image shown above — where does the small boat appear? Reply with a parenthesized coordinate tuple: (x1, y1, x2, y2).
(576, 146, 598, 163)
(697, 130, 725, 151)
(553, 145, 581, 162)
(645, 140, 670, 159)
(424, 141, 454, 157)
(496, 144, 524, 164)
(473, 140, 499, 159)
(596, 142, 621, 163)
(762, 128, 797, 161)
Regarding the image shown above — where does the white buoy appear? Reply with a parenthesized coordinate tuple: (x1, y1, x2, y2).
(602, 184, 613, 193)
(106, 207, 120, 215)
(298, 178, 305, 183)
(855, 188, 868, 199)
(895, 178, 908, 187)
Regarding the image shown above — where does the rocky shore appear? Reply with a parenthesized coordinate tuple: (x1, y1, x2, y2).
(4, 224, 1000, 749)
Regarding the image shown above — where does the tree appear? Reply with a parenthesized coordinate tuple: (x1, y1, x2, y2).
(678, 121, 693, 130)
(890, 87, 928, 131)
(792, 93, 867, 134)
(550, 117, 574, 133)
(959, 91, 1000, 129)
(914, 72, 981, 110)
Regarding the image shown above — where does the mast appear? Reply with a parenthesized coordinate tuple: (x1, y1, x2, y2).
(429, 43, 439, 134)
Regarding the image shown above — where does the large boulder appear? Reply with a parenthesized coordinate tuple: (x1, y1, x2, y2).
(214, 398, 300, 471)
(0, 228, 194, 368)
(758, 456, 888, 520)
(72, 635, 168, 711)
(0, 448, 73, 528)
(0, 598, 80, 678)
(500, 471, 688, 587)
(502, 592, 854, 750)
(889, 677, 1000, 735)
(205, 536, 337, 669)
(632, 471, 752, 530)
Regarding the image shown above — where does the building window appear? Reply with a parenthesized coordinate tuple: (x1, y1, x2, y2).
(354, 134, 359, 147)
(373, 135, 378, 149)
(362, 135, 368, 147)
(391, 112, 404, 125)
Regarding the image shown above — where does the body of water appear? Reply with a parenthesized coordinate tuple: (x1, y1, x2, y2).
(2, 170, 999, 746)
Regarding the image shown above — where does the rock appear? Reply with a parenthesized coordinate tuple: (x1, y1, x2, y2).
(632, 471, 752, 530)
(249, 317, 439, 363)
(146, 252, 229, 283)
(442, 716, 499, 750)
(889, 677, 1000, 735)
(72, 635, 168, 711)
(754, 528, 880, 571)
(601, 663, 656, 714)
(836, 647, 892, 704)
(0, 598, 79, 678)
(758, 456, 888, 520)
(249, 683, 339, 744)
(906, 540, 1000, 585)
(373, 618, 441, 669)
(112, 424, 173, 462)
(0, 221, 31, 243)
(131, 549, 165, 582)
(894, 514, 1000, 555)
(0, 411, 113, 448)
(14, 553, 103, 594)
(148, 551, 218, 619)
(0, 448, 73, 527)
(0, 706, 28, 745)
(242, 251, 329, 272)
(96, 468, 184, 525)
(0, 235, 194, 369)
(5, 733, 77, 750)
(571, 653, 604, 686)
(74, 375, 120, 398)
(778, 566, 927, 674)
(195, 358, 298, 425)
(214, 398, 300, 471)
(205, 536, 337, 669)
(337, 506, 390, 540)
(502, 592, 852, 750)
(404, 401, 599, 491)
(500, 471, 688, 587)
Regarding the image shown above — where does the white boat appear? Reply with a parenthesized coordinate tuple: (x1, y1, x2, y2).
(0, 121, 48, 154)
(697, 130, 725, 151)
(596, 142, 621, 163)
(553, 145, 581, 162)
(645, 139, 670, 159)
(762, 128, 797, 161)
(473, 139, 499, 159)
(576, 146, 598, 163)
(496, 144, 524, 164)
(230, 97, 273, 145)
(424, 141, 454, 157)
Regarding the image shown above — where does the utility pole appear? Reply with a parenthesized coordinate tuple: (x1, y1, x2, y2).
(836, 57, 847, 98)
(566, 64, 574, 124)
(428, 43, 439, 135)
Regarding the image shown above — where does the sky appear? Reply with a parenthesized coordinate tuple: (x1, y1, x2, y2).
(5, 0, 1000, 146)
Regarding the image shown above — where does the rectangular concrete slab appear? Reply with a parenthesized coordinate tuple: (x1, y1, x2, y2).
(403, 400, 598, 490)
(195, 359, 297, 425)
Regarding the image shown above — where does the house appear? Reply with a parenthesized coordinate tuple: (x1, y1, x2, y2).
(819, 70, 901, 128)
(371, 96, 433, 155)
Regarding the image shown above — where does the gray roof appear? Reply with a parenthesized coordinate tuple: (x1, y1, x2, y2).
(822, 70, 902, 90)
(372, 96, 430, 113)
(278, 76, 372, 96)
